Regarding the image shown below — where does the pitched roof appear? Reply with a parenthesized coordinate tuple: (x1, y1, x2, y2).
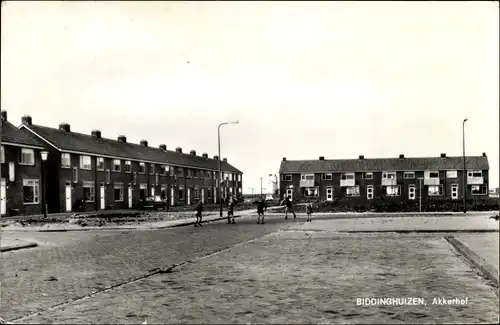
(1, 120, 46, 148)
(21, 124, 243, 173)
(279, 156, 489, 173)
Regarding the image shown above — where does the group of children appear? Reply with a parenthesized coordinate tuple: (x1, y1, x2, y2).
(193, 194, 315, 227)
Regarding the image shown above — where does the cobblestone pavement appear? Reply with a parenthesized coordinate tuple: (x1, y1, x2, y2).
(290, 215, 499, 232)
(0, 216, 296, 321)
(14, 232, 499, 324)
(454, 233, 499, 273)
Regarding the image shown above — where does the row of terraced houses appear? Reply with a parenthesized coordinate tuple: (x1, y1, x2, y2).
(279, 154, 490, 202)
(1, 111, 243, 216)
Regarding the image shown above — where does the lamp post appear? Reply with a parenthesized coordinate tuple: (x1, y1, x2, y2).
(40, 150, 49, 218)
(218, 121, 239, 217)
(462, 118, 468, 214)
(260, 177, 263, 199)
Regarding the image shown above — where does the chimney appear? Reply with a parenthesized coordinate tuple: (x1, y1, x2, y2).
(359, 155, 364, 160)
(91, 130, 102, 138)
(21, 115, 32, 126)
(399, 154, 405, 159)
(176, 147, 182, 153)
(159, 144, 167, 151)
(440, 153, 446, 158)
(282, 157, 287, 161)
(140, 140, 148, 147)
(190, 150, 196, 156)
(213, 155, 219, 160)
(59, 123, 71, 132)
(202, 153, 208, 158)
(1, 111, 7, 121)
(319, 156, 325, 160)
(482, 152, 487, 157)
(223, 158, 227, 162)
(117, 135, 127, 143)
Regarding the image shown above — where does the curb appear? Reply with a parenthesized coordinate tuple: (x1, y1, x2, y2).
(445, 236, 499, 288)
(342, 229, 499, 234)
(0, 242, 38, 253)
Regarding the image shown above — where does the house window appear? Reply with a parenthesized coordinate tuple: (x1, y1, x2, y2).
(403, 172, 415, 179)
(112, 159, 121, 172)
(124, 161, 131, 173)
(446, 170, 458, 178)
(83, 181, 95, 202)
(178, 168, 184, 177)
(341, 173, 354, 180)
(19, 148, 35, 165)
(0, 145, 4, 163)
(362, 172, 373, 180)
(23, 179, 40, 204)
(80, 155, 91, 170)
(304, 187, 319, 197)
(179, 186, 185, 200)
(114, 183, 124, 201)
(468, 170, 482, 178)
(169, 166, 175, 176)
(427, 171, 439, 178)
(61, 153, 71, 168)
(96, 157, 104, 170)
(428, 185, 443, 196)
(382, 172, 397, 179)
(322, 173, 333, 180)
(149, 164, 155, 175)
(367, 185, 374, 199)
(106, 170, 110, 184)
(194, 187, 199, 199)
(346, 186, 360, 197)
(139, 184, 147, 199)
(282, 174, 292, 181)
(207, 171, 211, 179)
(208, 188, 212, 199)
(301, 174, 314, 180)
(73, 167, 78, 183)
(386, 185, 401, 196)
(160, 165, 167, 175)
(139, 162, 146, 174)
(471, 185, 487, 195)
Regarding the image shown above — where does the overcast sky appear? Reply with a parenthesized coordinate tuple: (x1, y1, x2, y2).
(1, 1, 499, 192)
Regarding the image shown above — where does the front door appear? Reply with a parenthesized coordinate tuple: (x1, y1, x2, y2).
(367, 186, 374, 200)
(187, 188, 191, 205)
(1, 178, 6, 215)
(408, 185, 416, 200)
(451, 184, 459, 200)
(100, 185, 105, 210)
(170, 187, 174, 206)
(201, 188, 205, 204)
(326, 187, 333, 201)
(65, 183, 72, 212)
(286, 188, 293, 201)
(128, 185, 133, 208)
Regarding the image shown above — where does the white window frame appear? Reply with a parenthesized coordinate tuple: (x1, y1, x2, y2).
(19, 148, 35, 166)
(79, 155, 92, 170)
(301, 174, 314, 181)
(428, 185, 443, 196)
(23, 179, 40, 204)
(1, 145, 5, 163)
(112, 159, 121, 172)
(96, 157, 105, 170)
(341, 173, 355, 180)
(426, 171, 439, 179)
(282, 174, 292, 181)
(366, 185, 374, 200)
(139, 162, 146, 174)
(408, 185, 416, 200)
(382, 172, 397, 179)
(446, 170, 458, 178)
(345, 185, 360, 197)
(124, 160, 132, 173)
(471, 185, 487, 196)
(362, 172, 373, 180)
(322, 173, 333, 180)
(386, 185, 401, 196)
(178, 167, 184, 177)
(403, 172, 415, 179)
(468, 170, 482, 178)
(83, 181, 95, 202)
(451, 184, 459, 199)
(304, 187, 319, 197)
(113, 183, 124, 202)
(61, 153, 71, 168)
(160, 165, 167, 176)
(169, 167, 175, 177)
(72, 167, 78, 183)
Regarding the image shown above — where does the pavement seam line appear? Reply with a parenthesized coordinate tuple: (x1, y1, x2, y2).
(8, 229, 278, 324)
(444, 236, 499, 292)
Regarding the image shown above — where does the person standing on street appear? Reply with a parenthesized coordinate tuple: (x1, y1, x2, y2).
(194, 201, 204, 227)
(227, 195, 236, 224)
(280, 194, 296, 220)
(257, 198, 268, 224)
(306, 199, 314, 222)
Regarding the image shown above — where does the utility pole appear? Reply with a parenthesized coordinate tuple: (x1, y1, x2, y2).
(260, 177, 263, 199)
(463, 118, 468, 214)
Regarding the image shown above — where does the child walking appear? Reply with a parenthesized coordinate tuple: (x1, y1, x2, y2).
(194, 201, 204, 227)
(280, 194, 296, 220)
(257, 198, 268, 224)
(306, 200, 314, 222)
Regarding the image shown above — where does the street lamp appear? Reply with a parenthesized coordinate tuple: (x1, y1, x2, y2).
(218, 121, 239, 217)
(40, 150, 49, 218)
(260, 177, 263, 199)
(463, 118, 468, 214)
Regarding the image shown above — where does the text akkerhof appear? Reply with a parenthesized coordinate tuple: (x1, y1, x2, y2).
(356, 297, 469, 306)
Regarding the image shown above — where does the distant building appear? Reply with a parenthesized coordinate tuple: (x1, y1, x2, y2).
(489, 188, 499, 198)
(279, 153, 489, 203)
